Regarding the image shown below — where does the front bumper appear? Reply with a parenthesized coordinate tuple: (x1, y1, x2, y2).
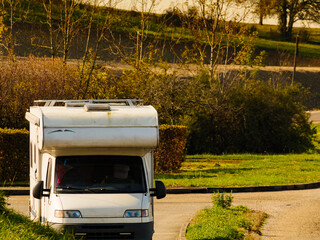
(53, 222, 154, 240)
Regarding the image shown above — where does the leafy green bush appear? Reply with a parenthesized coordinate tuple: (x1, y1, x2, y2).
(154, 125, 187, 173)
(186, 73, 315, 154)
(0, 129, 29, 182)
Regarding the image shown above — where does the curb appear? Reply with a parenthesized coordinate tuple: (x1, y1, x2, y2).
(167, 181, 320, 194)
(0, 187, 29, 196)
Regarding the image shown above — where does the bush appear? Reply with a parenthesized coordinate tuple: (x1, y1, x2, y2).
(0, 129, 29, 182)
(231, 81, 315, 153)
(154, 125, 187, 173)
(0, 57, 79, 129)
(186, 72, 315, 154)
(0, 191, 7, 213)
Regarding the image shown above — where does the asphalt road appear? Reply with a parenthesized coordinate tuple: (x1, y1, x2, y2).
(7, 189, 320, 240)
(309, 111, 320, 123)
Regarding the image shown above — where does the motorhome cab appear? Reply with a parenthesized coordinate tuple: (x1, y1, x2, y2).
(25, 99, 166, 240)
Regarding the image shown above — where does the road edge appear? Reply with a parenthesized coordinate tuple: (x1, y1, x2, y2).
(167, 180, 320, 194)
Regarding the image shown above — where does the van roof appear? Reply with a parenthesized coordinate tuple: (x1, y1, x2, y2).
(28, 99, 158, 128)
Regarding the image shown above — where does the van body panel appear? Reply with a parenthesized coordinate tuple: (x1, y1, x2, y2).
(42, 127, 158, 150)
(57, 194, 143, 218)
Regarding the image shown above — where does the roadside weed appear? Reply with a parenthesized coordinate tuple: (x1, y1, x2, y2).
(212, 192, 233, 209)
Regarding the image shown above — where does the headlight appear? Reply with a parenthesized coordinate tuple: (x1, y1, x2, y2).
(54, 210, 82, 218)
(123, 209, 149, 218)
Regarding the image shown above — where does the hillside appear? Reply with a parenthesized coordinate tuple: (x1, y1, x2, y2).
(1, 0, 320, 66)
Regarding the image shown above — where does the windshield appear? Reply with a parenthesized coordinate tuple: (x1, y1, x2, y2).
(55, 156, 147, 194)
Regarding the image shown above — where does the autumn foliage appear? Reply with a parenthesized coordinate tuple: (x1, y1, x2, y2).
(154, 125, 187, 173)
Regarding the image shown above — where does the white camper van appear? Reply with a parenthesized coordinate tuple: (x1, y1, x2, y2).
(25, 99, 166, 240)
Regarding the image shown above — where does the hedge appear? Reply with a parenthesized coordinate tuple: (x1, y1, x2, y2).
(0, 129, 29, 182)
(154, 125, 187, 173)
(0, 125, 187, 182)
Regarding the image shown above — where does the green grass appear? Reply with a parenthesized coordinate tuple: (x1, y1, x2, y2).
(256, 37, 320, 58)
(0, 193, 75, 240)
(250, 23, 320, 43)
(186, 192, 268, 240)
(155, 153, 320, 188)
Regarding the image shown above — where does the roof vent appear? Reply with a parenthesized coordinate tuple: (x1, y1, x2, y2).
(84, 104, 111, 112)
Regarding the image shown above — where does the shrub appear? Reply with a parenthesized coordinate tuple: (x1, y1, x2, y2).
(154, 125, 187, 173)
(0, 57, 79, 129)
(0, 129, 29, 182)
(212, 192, 233, 209)
(231, 80, 315, 153)
(186, 71, 315, 154)
(0, 191, 7, 213)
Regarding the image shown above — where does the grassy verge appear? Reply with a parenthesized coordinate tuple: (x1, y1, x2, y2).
(256, 38, 320, 58)
(0, 192, 75, 240)
(155, 153, 320, 188)
(186, 192, 268, 240)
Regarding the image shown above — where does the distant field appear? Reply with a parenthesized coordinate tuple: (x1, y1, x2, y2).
(252, 24, 320, 44)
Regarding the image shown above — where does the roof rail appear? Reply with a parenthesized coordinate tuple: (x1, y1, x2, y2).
(33, 99, 143, 107)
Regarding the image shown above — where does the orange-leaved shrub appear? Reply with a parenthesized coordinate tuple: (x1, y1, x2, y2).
(0, 128, 29, 182)
(154, 125, 187, 173)
(0, 57, 79, 129)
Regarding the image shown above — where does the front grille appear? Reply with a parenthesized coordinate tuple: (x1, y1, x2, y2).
(81, 225, 124, 230)
(71, 225, 134, 240)
(76, 232, 134, 240)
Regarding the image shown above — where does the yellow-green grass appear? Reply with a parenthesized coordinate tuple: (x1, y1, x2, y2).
(0, 193, 76, 239)
(186, 193, 268, 240)
(155, 153, 320, 188)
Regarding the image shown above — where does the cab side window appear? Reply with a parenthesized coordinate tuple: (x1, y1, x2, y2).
(46, 158, 52, 189)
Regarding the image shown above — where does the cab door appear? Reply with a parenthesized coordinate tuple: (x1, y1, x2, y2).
(43, 157, 53, 223)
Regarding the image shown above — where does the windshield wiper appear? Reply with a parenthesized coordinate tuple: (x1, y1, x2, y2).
(86, 187, 122, 193)
(57, 186, 95, 193)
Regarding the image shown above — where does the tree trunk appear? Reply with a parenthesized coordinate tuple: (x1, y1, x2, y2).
(278, 0, 288, 41)
(259, 13, 263, 25)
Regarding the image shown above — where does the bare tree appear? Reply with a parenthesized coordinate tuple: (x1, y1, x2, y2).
(181, 0, 251, 83)
(0, 0, 24, 61)
(131, 0, 158, 68)
(59, 0, 86, 62)
(78, 0, 122, 99)
(42, 0, 57, 59)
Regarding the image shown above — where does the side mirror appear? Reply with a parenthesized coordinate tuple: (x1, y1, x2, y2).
(33, 181, 50, 199)
(150, 181, 166, 199)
